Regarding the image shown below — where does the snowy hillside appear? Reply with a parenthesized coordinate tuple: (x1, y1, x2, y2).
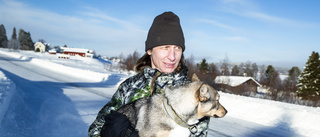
(0, 48, 319, 137)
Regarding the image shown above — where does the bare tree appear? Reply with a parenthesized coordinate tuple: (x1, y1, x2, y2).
(8, 27, 20, 51)
(185, 54, 196, 78)
(220, 54, 230, 76)
(8, 39, 20, 51)
(124, 50, 141, 71)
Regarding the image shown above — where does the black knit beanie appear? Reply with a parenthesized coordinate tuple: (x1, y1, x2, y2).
(145, 11, 185, 52)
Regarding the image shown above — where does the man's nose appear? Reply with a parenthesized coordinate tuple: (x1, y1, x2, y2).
(167, 48, 175, 61)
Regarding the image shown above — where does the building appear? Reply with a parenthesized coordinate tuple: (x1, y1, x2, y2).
(214, 76, 261, 94)
(59, 47, 95, 58)
(34, 42, 49, 53)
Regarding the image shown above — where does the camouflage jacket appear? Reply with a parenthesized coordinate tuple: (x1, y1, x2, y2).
(88, 67, 210, 137)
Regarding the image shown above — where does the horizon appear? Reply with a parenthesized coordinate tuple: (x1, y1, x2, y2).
(1, 0, 319, 69)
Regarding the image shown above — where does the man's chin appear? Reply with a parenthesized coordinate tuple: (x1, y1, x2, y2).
(161, 68, 175, 73)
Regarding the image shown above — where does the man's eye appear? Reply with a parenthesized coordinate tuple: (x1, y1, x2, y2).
(161, 46, 169, 49)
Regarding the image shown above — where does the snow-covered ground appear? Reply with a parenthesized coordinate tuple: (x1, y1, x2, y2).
(0, 48, 319, 137)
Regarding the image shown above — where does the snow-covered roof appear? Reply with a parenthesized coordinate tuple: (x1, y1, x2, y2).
(215, 76, 261, 87)
(60, 47, 91, 53)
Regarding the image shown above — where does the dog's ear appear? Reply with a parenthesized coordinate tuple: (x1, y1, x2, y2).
(198, 85, 210, 102)
(192, 73, 200, 82)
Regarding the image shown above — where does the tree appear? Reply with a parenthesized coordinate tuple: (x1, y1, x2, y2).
(18, 29, 34, 50)
(208, 63, 219, 76)
(0, 24, 8, 48)
(39, 39, 46, 43)
(8, 27, 20, 50)
(251, 63, 259, 79)
(259, 65, 266, 83)
(196, 59, 217, 86)
(198, 58, 209, 73)
(297, 51, 320, 100)
(11, 27, 17, 39)
(220, 55, 230, 75)
(264, 65, 281, 98)
(124, 50, 141, 71)
(185, 54, 196, 78)
(241, 61, 258, 78)
(231, 65, 240, 76)
(287, 67, 301, 91)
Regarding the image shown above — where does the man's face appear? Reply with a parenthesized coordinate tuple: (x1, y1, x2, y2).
(147, 45, 183, 73)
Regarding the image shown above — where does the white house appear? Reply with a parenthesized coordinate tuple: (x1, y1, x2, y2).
(34, 42, 49, 53)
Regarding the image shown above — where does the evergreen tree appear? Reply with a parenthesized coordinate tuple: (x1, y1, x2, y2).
(11, 27, 17, 40)
(198, 58, 209, 73)
(209, 63, 219, 75)
(18, 29, 34, 50)
(297, 51, 320, 99)
(264, 65, 281, 98)
(0, 24, 8, 48)
(231, 65, 240, 76)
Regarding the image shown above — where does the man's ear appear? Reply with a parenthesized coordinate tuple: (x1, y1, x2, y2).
(192, 73, 200, 82)
(147, 49, 152, 55)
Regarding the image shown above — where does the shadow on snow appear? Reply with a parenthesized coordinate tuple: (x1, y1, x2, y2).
(0, 67, 110, 137)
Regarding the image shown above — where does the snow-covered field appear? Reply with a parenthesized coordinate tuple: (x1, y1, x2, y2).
(0, 48, 319, 137)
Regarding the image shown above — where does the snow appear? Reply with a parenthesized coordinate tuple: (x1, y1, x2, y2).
(0, 48, 319, 137)
(0, 71, 16, 125)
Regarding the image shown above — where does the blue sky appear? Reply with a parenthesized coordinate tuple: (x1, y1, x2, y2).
(1, 0, 319, 68)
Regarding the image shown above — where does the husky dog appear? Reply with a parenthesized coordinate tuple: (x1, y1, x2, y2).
(116, 74, 227, 137)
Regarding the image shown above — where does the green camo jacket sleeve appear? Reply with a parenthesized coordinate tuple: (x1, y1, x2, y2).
(88, 81, 127, 137)
(88, 71, 150, 137)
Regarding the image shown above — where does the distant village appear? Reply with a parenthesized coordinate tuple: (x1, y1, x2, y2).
(34, 41, 96, 59)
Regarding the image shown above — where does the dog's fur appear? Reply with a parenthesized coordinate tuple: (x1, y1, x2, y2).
(117, 74, 227, 137)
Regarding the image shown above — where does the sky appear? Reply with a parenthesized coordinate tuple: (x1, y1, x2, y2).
(0, 0, 319, 68)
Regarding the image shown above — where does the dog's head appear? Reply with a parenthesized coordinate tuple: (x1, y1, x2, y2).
(192, 74, 227, 119)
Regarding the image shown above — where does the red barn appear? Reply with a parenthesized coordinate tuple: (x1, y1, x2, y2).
(59, 47, 95, 58)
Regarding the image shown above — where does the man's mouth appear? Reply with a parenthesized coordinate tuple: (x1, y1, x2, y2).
(164, 62, 175, 68)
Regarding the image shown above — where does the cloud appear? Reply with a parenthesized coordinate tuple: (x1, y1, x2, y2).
(244, 11, 318, 28)
(214, 0, 318, 29)
(198, 19, 237, 31)
(0, 0, 147, 56)
(223, 36, 248, 42)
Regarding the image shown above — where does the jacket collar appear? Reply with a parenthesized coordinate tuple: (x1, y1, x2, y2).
(142, 67, 188, 80)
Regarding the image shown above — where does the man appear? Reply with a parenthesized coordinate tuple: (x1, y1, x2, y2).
(89, 11, 209, 137)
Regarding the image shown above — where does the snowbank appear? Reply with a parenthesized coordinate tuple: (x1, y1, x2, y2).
(30, 58, 111, 82)
(0, 49, 111, 82)
(220, 92, 320, 137)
